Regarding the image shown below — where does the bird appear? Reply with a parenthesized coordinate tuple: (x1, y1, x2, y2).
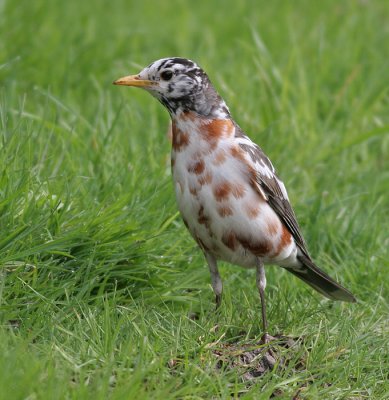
(114, 57, 356, 338)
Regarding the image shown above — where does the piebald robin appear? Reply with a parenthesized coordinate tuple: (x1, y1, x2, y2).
(114, 57, 356, 334)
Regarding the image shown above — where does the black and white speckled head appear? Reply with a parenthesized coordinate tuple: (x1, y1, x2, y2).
(114, 57, 230, 118)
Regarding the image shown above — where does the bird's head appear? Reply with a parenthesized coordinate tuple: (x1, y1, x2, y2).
(114, 57, 230, 118)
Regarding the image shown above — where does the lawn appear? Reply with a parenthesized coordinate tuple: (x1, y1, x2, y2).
(0, 0, 388, 398)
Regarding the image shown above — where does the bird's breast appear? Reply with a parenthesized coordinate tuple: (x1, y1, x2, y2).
(170, 115, 297, 267)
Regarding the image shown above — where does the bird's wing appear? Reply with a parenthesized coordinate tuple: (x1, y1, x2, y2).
(234, 125, 310, 258)
(233, 125, 356, 303)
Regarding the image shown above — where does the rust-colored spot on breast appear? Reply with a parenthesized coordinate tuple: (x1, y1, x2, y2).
(213, 149, 227, 165)
(237, 235, 272, 257)
(204, 119, 234, 139)
(222, 231, 237, 251)
(231, 183, 246, 199)
(230, 145, 246, 162)
(172, 122, 190, 151)
(273, 225, 293, 256)
(217, 205, 233, 217)
(213, 181, 231, 202)
(245, 203, 260, 218)
(277, 225, 293, 253)
(200, 119, 234, 151)
(214, 181, 245, 202)
(198, 171, 213, 185)
(281, 225, 292, 246)
(188, 159, 205, 174)
(267, 220, 279, 236)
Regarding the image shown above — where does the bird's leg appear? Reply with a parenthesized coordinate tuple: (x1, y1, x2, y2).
(205, 253, 222, 309)
(256, 258, 269, 341)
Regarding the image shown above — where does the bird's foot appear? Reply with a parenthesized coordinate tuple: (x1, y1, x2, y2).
(260, 332, 272, 344)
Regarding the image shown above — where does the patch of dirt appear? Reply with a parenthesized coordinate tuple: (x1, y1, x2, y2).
(167, 332, 310, 397)
(209, 334, 305, 381)
(167, 331, 354, 398)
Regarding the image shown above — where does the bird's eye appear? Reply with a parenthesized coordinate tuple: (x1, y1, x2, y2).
(160, 70, 173, 81)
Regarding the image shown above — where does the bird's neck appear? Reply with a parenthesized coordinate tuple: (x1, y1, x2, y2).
(171, 111, 235, 154)
(188, 91, 230, 119)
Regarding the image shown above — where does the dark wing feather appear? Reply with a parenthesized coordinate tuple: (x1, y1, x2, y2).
(256, 174, 310, 257)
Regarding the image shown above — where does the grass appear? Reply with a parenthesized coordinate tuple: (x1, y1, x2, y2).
(0, 0, 388, 398)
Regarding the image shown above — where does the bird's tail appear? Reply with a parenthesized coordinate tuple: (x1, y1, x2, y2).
(286, 254, 356, 302)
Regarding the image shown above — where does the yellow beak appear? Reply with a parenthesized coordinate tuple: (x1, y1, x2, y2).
(113, 74, 155, 88)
